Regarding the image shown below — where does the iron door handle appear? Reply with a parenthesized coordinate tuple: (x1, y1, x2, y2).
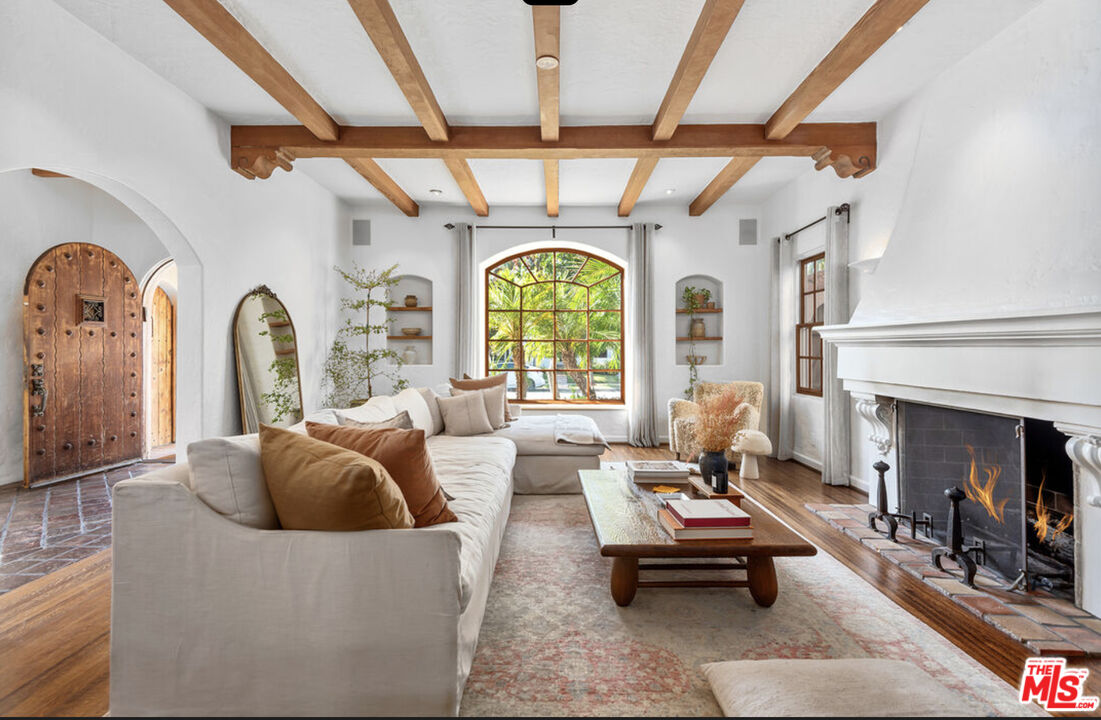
(30, 377, 47, 417)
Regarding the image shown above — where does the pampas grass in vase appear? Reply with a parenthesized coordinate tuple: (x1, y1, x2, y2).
(696, 387, 748, 493)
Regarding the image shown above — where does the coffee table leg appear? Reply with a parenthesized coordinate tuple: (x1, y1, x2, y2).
(610, 557, 638, 606)
(746, 556, 778, 607)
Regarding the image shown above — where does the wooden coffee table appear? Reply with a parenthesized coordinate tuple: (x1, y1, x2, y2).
(579, 469, 816, 607)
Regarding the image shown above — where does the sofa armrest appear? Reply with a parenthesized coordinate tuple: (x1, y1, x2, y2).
(110, 478, 465, 716)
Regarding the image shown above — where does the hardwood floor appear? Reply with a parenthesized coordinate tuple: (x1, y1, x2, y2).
(1, 445, 1097, 717)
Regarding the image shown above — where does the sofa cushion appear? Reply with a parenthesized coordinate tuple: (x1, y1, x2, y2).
(490, 415, 607, 456)
(345, 410, 414, 430)
(439, 391, 494, 436)
(259, 424, 413, 531)
(701, 659, 983, 717)
(451, 384, 507, 429)
(306, 423, 456, 528)
(425, 435, 516, 610)
(286, 408, 341, 435)
(417, 387, 446, 436)
(336, 395, 397, 425)
(452, 374, 511, 421)
(392, 387, 435, 436)
(186, 434, 278, 529)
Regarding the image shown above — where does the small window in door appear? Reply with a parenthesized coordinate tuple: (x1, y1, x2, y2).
(80, 295, 106, 324)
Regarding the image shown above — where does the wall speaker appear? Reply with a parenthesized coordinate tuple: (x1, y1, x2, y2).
(739, 218, 758, 245)
(352, 219, 371, 246)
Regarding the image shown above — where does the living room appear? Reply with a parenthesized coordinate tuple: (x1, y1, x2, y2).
(2, 0, 1099, 716)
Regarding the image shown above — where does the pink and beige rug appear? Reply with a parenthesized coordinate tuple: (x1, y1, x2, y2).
(460, 495, 1043, 716)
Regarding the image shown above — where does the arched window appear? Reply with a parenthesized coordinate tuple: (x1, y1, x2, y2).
(486, 249, 624, 403)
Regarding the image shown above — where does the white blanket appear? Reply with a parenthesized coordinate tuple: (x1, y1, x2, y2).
(490, 414, 608, 456)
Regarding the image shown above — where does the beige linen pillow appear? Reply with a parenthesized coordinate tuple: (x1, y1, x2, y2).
(452, 374, 512, 421)
(416, 387, 445, 436)
(187, 434, 278, 529)
(258, 424, 413, 531)
(343, 410, 414, 430)
(392, 387, 435, 435)
(451, 383, 507, 429)
(438, 391, 494, 436)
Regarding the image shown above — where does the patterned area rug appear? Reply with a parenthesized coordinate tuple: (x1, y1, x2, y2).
(460, 495, 1043, 717)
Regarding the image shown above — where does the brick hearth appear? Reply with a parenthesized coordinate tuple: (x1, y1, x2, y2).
(807, 502, 1101, 657)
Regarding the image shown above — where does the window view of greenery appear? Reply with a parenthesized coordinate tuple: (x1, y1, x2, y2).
(486, 249, 624, 403)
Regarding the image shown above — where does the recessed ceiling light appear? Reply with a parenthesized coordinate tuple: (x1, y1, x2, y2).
(536, 55, 559, 70)
(429, 188, 443, 196)
(665, 188, 676, 195)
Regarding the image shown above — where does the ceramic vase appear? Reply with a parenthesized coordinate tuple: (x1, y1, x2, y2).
(404, 294, 418, 307)
(699, 451, 729, 494)
(690, 318, 706, 338)
(402, 346, 417, 364)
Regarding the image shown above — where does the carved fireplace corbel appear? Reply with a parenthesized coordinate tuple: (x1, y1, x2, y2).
(1054, 424, 1101, 508)
(854, 393, 895, 458)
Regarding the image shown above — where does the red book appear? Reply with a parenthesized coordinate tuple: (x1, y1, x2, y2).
(666, 499, 750, 528)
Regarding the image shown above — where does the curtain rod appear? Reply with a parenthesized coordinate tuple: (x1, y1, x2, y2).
(779, 204, 850, 242)
(443, 223, 661, 231)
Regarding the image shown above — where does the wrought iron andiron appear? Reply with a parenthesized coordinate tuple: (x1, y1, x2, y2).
(931, 486, 985, 587)
(867, 460, 929, 542)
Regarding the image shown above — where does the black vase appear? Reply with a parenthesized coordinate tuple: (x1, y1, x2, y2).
(699, 451, 729, 494)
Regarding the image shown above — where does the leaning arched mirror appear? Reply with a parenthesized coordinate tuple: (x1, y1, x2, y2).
(233, 286, 303, 433)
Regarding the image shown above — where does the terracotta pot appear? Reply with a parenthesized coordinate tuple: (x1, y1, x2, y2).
(706, 301, 716, 309)
(693, 293, 708, 307)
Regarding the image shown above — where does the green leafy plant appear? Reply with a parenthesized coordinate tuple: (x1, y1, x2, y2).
(322, 263, 409, 407)
(251, 295, 301, 424)
(681, 285, 712, 398)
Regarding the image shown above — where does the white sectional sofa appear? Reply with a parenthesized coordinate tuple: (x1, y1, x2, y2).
(109, 388, 608, 716)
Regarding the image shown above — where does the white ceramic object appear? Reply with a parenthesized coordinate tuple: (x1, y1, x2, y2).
(733, 429, 773, 480)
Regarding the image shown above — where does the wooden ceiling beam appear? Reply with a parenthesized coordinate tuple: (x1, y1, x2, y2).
(344, 158, 419, 217)
(689, 157, 760, 216)
(232, 123, 874, 164)
(617, 158, 658, 218)
(532, 6, 560, 143)
(766, 0, 929, 140)
(346, 0, 450, 142)
(652, 0, 745, 141)
(544, 160, 559, 218)
(444, 158, 489, 217)
(30, 169, 70, 178)
(163, 0, 339, 142)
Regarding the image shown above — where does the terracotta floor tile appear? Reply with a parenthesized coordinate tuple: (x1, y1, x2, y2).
(1053, 626, 1101, 654)
(1034, 596, 1093, 617)
(1008, 603, 1081, 627)
(988, 615, 1062, 642)
(927, 578, 988, 597)
(1026, 640, 1086, 657)
(957, 595, 1016, 617)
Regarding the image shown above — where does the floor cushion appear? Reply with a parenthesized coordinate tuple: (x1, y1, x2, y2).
(701, 658, 988, 717)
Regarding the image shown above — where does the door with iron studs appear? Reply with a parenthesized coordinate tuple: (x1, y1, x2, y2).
(23, 243, 144, 487)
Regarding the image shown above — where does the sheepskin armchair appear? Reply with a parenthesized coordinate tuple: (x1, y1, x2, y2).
(668, 381, 765, 466)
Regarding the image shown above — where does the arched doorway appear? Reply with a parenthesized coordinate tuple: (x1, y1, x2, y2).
(142, 258, 177, 459)
(23, 242, 144, 486)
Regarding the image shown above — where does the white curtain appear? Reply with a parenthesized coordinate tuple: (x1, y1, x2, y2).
(821, 207, 852, 485)
(627, 223, 657, 447)
(768, 235, 795, 460)
(453, 224, 478, 378)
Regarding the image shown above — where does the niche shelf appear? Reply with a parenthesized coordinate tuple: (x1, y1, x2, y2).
(675, 274, 723, 366)
(386, 275, 433, 366)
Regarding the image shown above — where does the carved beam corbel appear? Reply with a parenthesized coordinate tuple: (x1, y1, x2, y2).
(1055, 423, 1101, 508)
(812, 145, 876, 179)
(853, 393, 895, 456)
(233, 147, 296, 180)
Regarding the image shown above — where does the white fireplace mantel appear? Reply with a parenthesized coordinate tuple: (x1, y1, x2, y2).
(818, 306, 1101, 616)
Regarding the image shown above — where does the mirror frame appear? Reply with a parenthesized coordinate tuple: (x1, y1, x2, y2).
(232, 284, 305, 433)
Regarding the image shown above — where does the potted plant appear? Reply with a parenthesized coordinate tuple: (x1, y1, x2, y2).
(322, 263, 409, 407)
(695, 387, 748, 493)
(681, 285, 712, 398)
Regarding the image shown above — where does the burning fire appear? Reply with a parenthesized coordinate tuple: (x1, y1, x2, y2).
(1034, 473, 1074, 543)
(963, 445, 1008, 524)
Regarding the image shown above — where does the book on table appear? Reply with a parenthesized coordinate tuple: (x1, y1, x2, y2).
(666, 498, 750, 528)
(627, 460, 690, 482)
(657, 509, 754, 540)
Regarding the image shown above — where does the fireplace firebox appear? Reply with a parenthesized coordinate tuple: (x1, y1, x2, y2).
(898, 402, 1075, 599)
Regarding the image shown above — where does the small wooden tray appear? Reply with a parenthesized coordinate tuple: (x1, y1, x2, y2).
(688, 475, 744, 507)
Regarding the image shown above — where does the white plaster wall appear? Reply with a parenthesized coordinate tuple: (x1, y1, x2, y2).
(0, 0, 350, 484)
(347, 203, 771, 442)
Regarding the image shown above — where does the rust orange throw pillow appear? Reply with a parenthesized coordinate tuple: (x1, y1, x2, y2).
(306, 423, 457, 527)
(258, 424, 413, 531)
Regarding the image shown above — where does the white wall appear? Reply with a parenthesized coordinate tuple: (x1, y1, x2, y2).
(347, 202, 771, 442)
(0, 0, 350, 484)
(759, 0, 1101, 502)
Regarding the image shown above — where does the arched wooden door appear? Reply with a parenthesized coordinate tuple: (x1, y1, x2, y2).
(23, 243, 143, 487)
(148, 286, 175, 448)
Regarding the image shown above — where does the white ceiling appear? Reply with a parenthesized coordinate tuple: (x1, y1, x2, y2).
(53, 0, 1041, 210)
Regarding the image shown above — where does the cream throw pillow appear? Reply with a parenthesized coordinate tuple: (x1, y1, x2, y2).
(438, 391, 494, 436)
(392, 387, 435, 436)
(187, 434, 278, 529)
(416, 387, 446, 436)
(451, 384, 507, 429)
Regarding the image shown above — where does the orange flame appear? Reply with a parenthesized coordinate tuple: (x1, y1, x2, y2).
(1034, 473, 1074, 543)
(962, 445, 1008, 524)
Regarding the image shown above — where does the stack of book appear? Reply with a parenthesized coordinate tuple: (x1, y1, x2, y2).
(658, 498, 753, 540)
(626, 460, 690, 485)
